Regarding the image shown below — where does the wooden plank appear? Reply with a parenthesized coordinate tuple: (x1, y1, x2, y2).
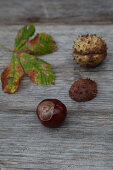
(0, 25, 113, 169)
(0, 0, 113, 25)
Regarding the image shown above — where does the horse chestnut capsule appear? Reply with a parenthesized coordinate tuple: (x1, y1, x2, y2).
(36, 99, 67, 128)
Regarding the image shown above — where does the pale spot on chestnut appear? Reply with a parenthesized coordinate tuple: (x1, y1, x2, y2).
(38, 101, 55, 121)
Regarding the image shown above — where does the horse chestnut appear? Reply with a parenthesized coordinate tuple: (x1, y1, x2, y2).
(36, 99, 67, 128)
(73, 34, 107, 67)
(69, 78, 97, 102)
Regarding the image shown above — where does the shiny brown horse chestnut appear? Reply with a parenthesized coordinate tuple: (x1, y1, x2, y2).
(36, 99, 67, 128)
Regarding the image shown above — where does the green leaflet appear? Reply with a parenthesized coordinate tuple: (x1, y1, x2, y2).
(14, 25, 57, 55)
(1, 53, 24, 93)
(14, 24, 35, 51)
(18, 53, 55, 85)
(17, 33, 57, 55)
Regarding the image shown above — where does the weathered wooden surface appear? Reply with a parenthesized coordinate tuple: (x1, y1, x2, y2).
(0, 25, 113, 169)
(0, 0, 113, 25)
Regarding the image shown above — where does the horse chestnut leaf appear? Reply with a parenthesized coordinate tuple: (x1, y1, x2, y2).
(36, 99, 67, 128)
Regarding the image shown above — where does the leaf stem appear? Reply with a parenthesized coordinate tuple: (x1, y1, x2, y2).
(0, 43, 12, 52)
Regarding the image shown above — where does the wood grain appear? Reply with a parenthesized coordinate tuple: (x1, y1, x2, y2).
(0, 25, 113, 169)
(0, 0, 113, 25)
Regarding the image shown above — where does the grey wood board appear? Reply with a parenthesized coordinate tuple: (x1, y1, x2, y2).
(0, 25, 113, 169)
(0, 0, 113, 25)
